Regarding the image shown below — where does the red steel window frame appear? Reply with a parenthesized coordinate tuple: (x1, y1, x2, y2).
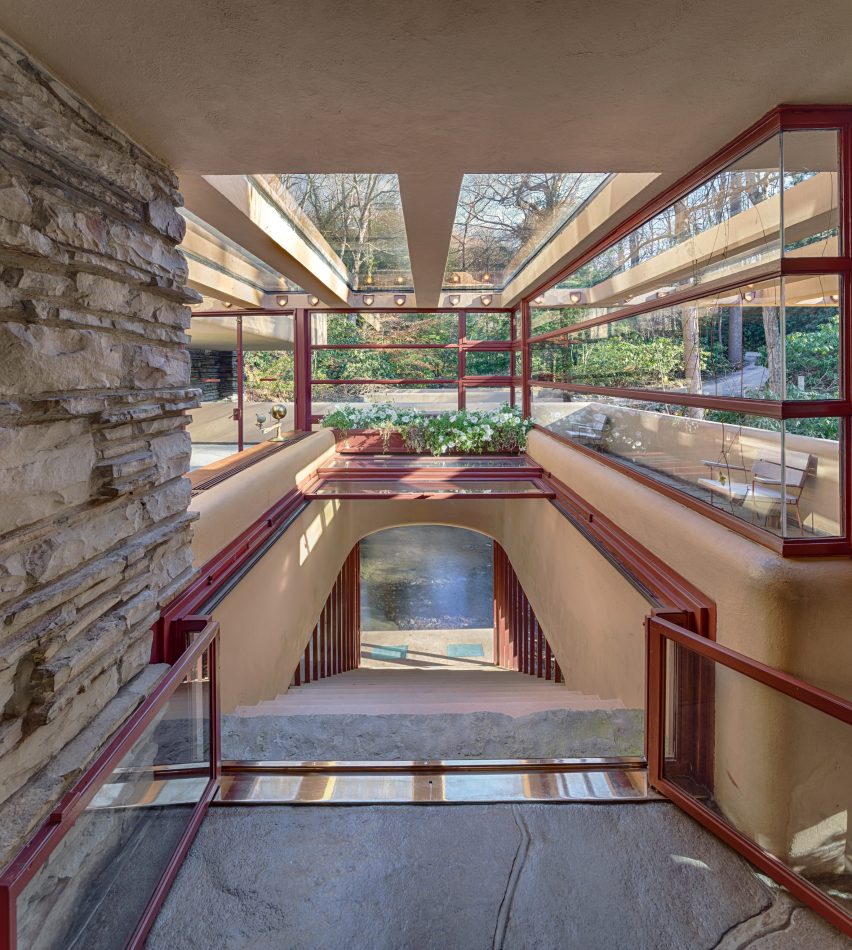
(518, 105, 852, 557)
(306, 307, 519, 423)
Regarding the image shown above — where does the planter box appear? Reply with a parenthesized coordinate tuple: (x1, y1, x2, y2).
(330, 428, 520, 455)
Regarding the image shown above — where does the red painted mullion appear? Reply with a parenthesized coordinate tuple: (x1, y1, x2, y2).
(545, 636, 552, 681)
(535, 615, 544, 678)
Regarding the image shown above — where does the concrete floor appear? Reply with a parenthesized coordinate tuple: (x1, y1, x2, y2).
(146, 802, 850, 950)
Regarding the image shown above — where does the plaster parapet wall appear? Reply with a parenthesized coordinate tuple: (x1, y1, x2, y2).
(527, 429, 852, 869)
(189, 430, 335, 567)
(0, 34, 197, 844)
(205, 475, 648, 715)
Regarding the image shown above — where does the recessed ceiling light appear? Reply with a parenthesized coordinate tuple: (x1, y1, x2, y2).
(482, 272, 491, 282)
(395, 295, 406, 306)
(742, 290, 756, 302)
(275, 294, 288, 307)
(223, 301, 233, 308)
(451, 274, 461, 284)
(395, 275, 405, 285)
(363, 294, 375, 306)
(569, 292, 582, 304)
(449, 295, 461, 306)
(308, 295, 319, 306)
(480, 295, 492, 306)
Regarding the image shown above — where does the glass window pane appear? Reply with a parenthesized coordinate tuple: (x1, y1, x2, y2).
(530, 275, 841, 403)
(531, 390, 842, 539)
(466, 351, 512, 376)
(663, 644, 851, 919)
(785, 274, 841, 400)
(465, 388, 511, 409)
(314, 311, 458, 344)
(466, 312, 511, 341)
(782, 129, 840, 256)
(312, 383, 458, 415)
(243, 346, 294, 446)
(312, 348, 458, 381)
(16, 658, 211, 950)
(187, 316, 239, 469)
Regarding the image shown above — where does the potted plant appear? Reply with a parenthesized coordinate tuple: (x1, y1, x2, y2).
(321, 404, 533, 456)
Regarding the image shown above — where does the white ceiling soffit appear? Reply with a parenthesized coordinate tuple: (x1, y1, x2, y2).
(181, 174, 350, 306)
(398, 170, 463, 308)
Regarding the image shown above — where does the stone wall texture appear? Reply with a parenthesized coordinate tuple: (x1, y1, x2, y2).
(0, 34, 197, 845)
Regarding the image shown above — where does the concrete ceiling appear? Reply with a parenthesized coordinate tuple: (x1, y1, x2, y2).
(4, 0, 852, 305)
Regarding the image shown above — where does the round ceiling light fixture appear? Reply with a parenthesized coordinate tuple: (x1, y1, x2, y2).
(275, 294, 288, 307)
(569, 291, 582, 304)
(450, 273, 461, 284)
(449, 295, 461, 306)
(223, 301, 233, 308)
(742, 290, 756, 302)
(308, 295, 320, 306)
(395, 275, 405, 285)
(480, 294, 492, 306)
(830, 293, 840, 303)
(394, 295, 406, 306)
(363, 294, 375, 306)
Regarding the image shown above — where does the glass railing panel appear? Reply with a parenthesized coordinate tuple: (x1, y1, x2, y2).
(15, 649, 212, 950)
(530, 389, 843, 539)
(309, 478, 548, 496)
(312, 383, 458, 415)
(662, 641, 851, 922)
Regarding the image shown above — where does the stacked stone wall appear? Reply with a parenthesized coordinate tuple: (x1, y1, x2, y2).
(0, 34, 198, 851)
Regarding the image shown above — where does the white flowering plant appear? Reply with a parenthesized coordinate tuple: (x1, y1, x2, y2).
(322, 404, 533, 456)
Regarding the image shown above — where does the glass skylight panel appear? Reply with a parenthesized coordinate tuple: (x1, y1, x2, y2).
(263, 173, 412, 291)
(443, 173, 610, 289)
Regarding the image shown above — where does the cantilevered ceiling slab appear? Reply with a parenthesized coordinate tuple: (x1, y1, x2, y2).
(398, 171, 463, 308)
(181, 174, 350, 306)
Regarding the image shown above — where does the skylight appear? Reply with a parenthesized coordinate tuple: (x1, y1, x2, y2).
(263, 173, 412, 291)
(443, 173, 610, 289)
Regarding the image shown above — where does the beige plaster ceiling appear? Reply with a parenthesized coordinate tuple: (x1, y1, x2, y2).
(4, 0, 852, 304)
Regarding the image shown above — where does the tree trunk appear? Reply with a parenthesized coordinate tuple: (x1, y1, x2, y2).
(682, 305, 704, 418)
(728, 303, 743, 367)
(762, 306, 783, 396)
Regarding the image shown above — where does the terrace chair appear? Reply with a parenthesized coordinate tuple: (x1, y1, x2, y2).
(565, 411, 610, 450)
(699, 446, 816, 532)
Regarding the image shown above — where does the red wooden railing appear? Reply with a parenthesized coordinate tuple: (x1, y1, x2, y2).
(294, 544, 361, 685)
(493, 542, 563, 682)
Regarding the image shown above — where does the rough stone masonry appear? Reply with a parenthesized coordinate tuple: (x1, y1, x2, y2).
(0, 34, 199, 857)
